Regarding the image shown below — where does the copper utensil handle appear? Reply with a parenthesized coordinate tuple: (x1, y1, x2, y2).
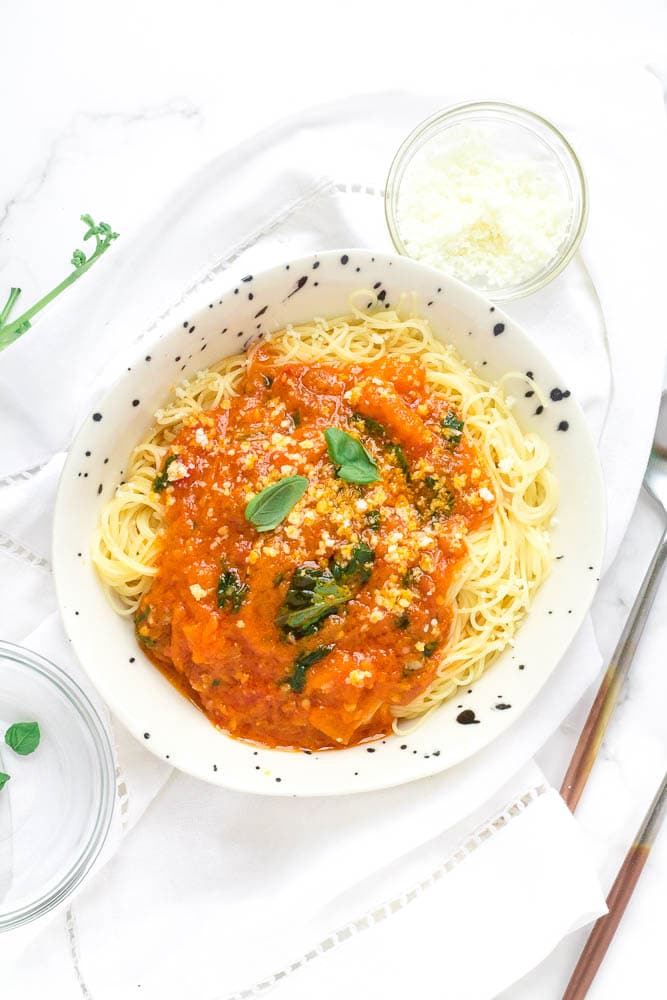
(560, 530, 667, 811)
(562, 773, 667, 1000)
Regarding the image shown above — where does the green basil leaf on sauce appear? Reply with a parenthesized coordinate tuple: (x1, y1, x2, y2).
(324, 428, 379, 484)
(153, 454, 178, 493)
(245, 475, 309, 532)
(282, 644, 335, 693)
(0, 772, 10, 791)
(5, 721, 40, 756)
(441, 411, 464, 448)
(217, 566, 249, 612)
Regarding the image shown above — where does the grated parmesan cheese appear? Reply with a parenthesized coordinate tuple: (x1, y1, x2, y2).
(397, 131, 570, 288)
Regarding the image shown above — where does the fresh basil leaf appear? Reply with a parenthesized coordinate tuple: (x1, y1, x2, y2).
(217, 566, 249, 612)
(153, 454, 178, 493)
(324, 428, 379, 484)
(245, 475, 309, 532)
(442, 411, 464, 448)
(282, 644, 335, 693)
(0, 772, 10, 791)
(5, 721, 40, 756)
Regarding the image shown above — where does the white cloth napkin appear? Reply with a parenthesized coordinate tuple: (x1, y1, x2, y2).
(2, 68, 667, 999)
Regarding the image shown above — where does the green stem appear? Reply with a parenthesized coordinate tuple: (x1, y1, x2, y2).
(0, 248, 108, 349)
(0, 287, 21, 327)
(0, 215, 118, 352)
(4, 255, 99, 334)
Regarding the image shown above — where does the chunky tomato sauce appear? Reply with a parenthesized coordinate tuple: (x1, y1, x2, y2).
(135, 353, 494, 750)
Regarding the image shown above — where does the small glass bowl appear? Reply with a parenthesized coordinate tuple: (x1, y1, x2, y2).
(385, 101, 588, 300)
(0, 641, 115, 931)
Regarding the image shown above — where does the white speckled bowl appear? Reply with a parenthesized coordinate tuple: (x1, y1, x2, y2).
(52, 249, 605, 796)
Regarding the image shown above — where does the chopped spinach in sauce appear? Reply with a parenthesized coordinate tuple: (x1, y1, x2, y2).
(217, 566, 249, 612)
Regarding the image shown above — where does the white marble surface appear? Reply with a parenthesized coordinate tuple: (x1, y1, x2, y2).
(2, 1, 666, 997)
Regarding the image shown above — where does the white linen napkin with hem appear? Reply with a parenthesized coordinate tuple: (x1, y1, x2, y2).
(2, 68, 667, 998)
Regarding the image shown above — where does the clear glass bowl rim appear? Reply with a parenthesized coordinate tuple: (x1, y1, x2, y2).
(384, 100, 589, 300)
(0, 640, 115, 932)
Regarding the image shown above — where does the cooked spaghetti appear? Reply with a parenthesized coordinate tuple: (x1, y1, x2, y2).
(92, 299, 557, 750)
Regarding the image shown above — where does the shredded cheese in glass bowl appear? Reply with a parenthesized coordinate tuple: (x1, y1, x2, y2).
(385, 102, 588, 300)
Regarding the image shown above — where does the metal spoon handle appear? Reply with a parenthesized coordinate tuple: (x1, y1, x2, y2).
(560, 527, 667, 811)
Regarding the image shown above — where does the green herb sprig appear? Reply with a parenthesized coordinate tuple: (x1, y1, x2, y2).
(0, 215, 119, 351)
(324, 428, 379, 484)
(0, 773, 9, 791)
(245, 475, 309, 532)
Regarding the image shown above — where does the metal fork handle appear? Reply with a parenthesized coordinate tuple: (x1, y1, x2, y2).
(560, 526, 667, 811)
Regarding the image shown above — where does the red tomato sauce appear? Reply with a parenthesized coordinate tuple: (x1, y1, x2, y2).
(134, 354, 494, 750)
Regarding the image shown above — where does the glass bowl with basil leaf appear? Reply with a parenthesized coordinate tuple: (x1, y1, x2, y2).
(0, 642, 115, 931)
